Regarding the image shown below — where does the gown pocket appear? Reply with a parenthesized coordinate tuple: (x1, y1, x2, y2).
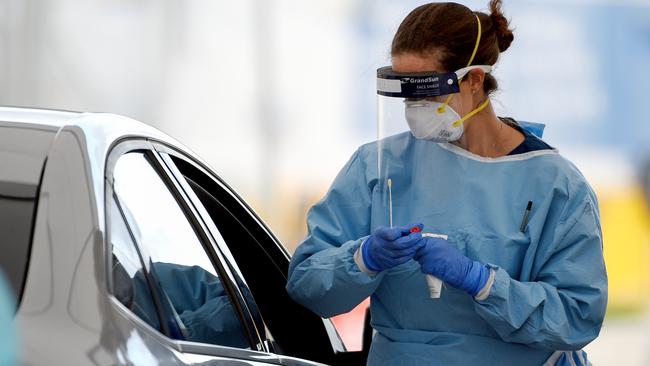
(463, 229, 531, 279)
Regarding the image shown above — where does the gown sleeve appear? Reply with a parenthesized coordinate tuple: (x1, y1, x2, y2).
(474, 192, 607, 351)
(286, 147, 384, 318)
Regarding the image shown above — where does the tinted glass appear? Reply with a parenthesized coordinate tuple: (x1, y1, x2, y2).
(109, 196, 161, 331)
(168, 155, 337, 360)
(112, 152, 249, 349)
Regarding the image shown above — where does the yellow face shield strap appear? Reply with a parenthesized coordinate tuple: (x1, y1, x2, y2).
(436, 14, 487, 120)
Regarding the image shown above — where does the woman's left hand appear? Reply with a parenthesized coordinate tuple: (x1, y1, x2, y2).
(414, 236, 490, 297)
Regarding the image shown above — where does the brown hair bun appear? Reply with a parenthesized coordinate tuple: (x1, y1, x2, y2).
(489, 0, 514, 52)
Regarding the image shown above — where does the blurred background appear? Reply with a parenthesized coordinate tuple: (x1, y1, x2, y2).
(1, 0, 649, 363)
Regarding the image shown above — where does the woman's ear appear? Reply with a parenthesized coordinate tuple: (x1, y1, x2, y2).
(467, 69, 486, 94)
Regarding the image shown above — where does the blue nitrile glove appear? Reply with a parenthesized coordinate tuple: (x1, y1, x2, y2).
(361, 224, 424, 272)
(414, 236, 490, 296)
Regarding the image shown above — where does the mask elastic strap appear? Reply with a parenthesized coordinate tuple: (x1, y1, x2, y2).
(437, 14, 482, 114)
(452, 98, 490, 128)
(437, 95, 455, 114)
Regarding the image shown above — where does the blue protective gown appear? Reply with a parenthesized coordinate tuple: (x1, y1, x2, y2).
(287, 131, 607, 365)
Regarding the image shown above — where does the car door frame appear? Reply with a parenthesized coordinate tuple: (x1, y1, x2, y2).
(104, 138, 301, 365)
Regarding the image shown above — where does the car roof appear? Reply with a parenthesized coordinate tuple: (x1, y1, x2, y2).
(0, 106, 211, 190)
(0, 106, 82, 130)
(0, 106, 195, 155)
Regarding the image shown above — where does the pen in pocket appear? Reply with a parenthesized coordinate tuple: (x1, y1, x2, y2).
(520, 201, 533, 232)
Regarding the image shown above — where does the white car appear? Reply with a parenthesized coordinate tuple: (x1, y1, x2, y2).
(0, 107, 370, 365)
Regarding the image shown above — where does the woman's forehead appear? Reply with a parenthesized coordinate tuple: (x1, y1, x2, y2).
(391, 52, 446, 74)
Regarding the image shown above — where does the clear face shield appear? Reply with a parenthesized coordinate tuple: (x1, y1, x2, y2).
(376, 64, 493, 219)
(376, 66, 460, 224)
(376, 13, 490, 227)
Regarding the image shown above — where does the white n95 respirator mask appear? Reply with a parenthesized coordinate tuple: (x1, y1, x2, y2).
(404, 100, 464, 142)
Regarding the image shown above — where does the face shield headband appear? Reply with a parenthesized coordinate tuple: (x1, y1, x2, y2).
(376, 64, 493, 99)
(377, 14, 492, 100)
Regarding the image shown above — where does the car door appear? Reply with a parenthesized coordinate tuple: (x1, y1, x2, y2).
(151, 142, 372, 366)
(105, 139, 307, 365)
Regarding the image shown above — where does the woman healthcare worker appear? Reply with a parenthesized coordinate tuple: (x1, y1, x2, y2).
(286, 1, 607, 365)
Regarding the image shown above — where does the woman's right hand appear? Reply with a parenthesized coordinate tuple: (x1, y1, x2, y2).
(361, 224, 424, 272)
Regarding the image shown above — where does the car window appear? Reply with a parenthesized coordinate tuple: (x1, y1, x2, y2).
(108, 195, 162, 331)
(111, 152, 250, 349)
(164, 153, 343, 364)
(0, 181, 37, 309)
